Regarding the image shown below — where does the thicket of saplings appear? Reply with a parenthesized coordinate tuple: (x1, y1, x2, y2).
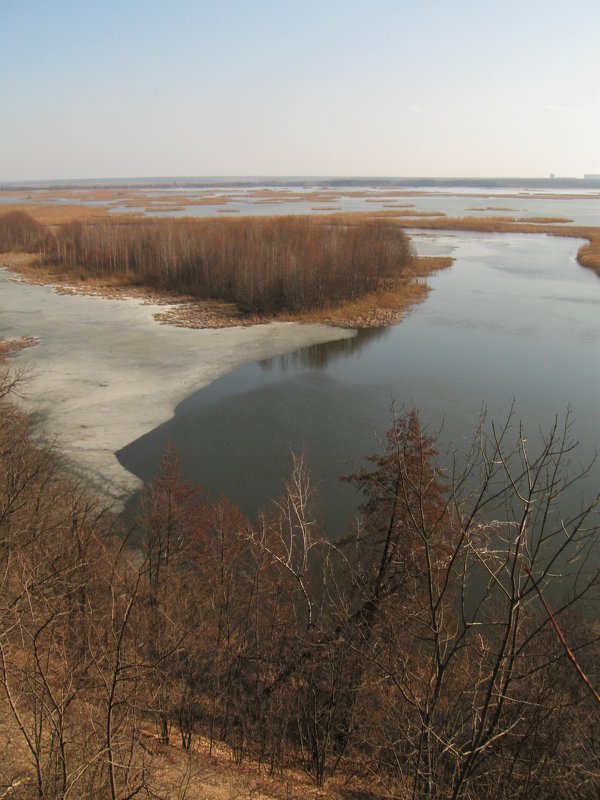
(1, 366, 598, 800)
(0, 210, 50, 251)
(0, 210, 413, 312)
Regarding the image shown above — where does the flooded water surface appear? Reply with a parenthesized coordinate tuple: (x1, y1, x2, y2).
(117, 231, 600, 532)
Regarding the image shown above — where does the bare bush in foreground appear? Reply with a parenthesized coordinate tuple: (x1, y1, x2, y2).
(0, 367, 598, 798)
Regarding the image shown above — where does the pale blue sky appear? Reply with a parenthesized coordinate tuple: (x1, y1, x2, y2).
(1, 0, 598, 181)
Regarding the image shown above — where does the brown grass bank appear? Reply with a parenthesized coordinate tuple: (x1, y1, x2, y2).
(0, 202, 116, 226)
(401, 216, 600, 274)
(3, 205, 598, 331)
(2, 249, 449, 330)
(0, 336, 39, 357)
(324, 212, 600, 276)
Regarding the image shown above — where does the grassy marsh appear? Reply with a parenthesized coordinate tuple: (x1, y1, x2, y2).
(2, 197, 598, 328)
(0, 212, 417, 325)
(324, 212, 600, 276)
(0, 335, 40, 357)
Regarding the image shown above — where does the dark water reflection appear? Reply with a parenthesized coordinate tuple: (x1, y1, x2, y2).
(117, 231, 600, 535)
(258, 326, 391, 371)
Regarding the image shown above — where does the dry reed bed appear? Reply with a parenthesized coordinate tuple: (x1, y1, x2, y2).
(3, 206, 598, 329)
(3, 202, 598, 272)
(0, 212, 415, 319)
(0, 202, 115, 225)
(3, 187, 598, 206)
(0, 336, 40, 357)
(369, 209, 447, 218)
(46, 216, 413, 313)
(123, 194, 236, 208)
(322, 212, 600, 275)
(519, 216, 573, 223)
(467, 206, 517, 211)
(1, 249, 450, 330)
(144, 205, 188, 213)
(283, 256, 453, 328)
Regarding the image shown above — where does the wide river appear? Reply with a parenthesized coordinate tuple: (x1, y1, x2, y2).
(117, 229, 600, 533)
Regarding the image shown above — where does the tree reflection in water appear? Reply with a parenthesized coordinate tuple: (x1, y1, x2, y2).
(258, 325, 392, 371)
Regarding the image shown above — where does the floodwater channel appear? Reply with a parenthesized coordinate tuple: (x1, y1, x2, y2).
(117, 230, 600, 534)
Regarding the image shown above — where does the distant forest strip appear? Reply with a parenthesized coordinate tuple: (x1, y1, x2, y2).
(0, 211, 413, 313)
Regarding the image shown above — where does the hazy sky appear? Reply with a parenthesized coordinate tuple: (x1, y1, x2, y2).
(1, 0, 599, 181)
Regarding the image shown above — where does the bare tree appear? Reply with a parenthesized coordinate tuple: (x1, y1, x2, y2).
(345, 410, 600, 799)
(1, 362, 598, 799)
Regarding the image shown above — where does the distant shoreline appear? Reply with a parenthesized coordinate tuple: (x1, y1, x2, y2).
(2, 175, 600, 192)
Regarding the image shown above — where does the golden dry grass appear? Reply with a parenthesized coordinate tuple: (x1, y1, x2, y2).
(0, 336, 40, 358)
(467, 205, 517, 211)
(248, 189, 341, 204)
(409, 255, 455, 274)
(577, 233, 600, 273)
(3, 198, 598, 318)
(439, 191, 600, 200)
(340, 189, 429, 197)
(247, 188, 427, 203)
(0, 705, 359, 800)
(0, 202, 113, 225)
(145, 735, 348, 800)
(245, 188, 299, 199)
(444, 215, 572, 224)
(0, 190, 235, 219)
(280, 256, 452, 328)
(519, 216, 573, 223)
(145, 195, 230, 206)
(369, 209, 447, 218)
(1, 248, 451, 330)
(3, 186, 598, 214)
(144, 205, 188, 212)
(513, 192, 600, 200)
(1, 251, 190, 303)
(153, 280, 437, 330)
(320, 212, 600, 276)
(280, 279, 430, 327)
(3, 196, 599, 275)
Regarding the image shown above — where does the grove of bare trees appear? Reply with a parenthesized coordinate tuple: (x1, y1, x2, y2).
(0, 212, 413, 313)
(1, 361, 598, 799)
